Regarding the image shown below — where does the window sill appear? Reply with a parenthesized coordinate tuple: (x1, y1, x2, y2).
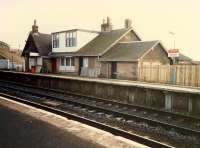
(59, 66, 75, 72)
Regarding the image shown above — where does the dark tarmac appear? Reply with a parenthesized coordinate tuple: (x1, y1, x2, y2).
(0, 105, 103, 148)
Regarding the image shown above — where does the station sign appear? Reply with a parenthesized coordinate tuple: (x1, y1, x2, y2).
(168, 49, 179, 58)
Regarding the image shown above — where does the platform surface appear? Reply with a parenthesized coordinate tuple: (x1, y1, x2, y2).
(0, 105, 103, 148)
(0, 97, 147, 148)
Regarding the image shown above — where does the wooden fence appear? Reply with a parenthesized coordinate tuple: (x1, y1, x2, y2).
(137, 65, 200, 87)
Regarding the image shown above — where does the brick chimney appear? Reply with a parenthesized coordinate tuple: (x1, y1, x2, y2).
(101, 17, 112, 32)
(124, 19, 132, 29)
(32, 19, 38, 33)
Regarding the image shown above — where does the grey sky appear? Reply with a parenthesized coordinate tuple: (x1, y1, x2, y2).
(1, 0, 200, 60)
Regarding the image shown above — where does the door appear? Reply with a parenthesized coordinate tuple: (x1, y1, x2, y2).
(52, 58, 57, 73)
(111, 62, 117, 79)
(79, 57, 83, 75)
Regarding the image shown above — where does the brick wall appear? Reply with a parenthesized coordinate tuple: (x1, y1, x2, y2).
(141, 43, 170, 65)
(117, 62, 138, 80)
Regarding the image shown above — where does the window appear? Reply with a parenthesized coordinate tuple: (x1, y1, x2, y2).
(66, 58, 70, 66)
(61, 58, 65, 66)
(66, 31, 77, 47)
(69, 32, 72, 47)
(72, 32, 77, 46)
(53, 33, 59, 48)
(60, 57, 75, 67)
(71, 58, 75, 66)
(83, 57, 88, 67)
(66, 33, 69, 47)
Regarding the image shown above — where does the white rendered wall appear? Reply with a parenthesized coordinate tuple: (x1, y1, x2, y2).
(29, 57, 43, 72)
(52, 30, 98, 53)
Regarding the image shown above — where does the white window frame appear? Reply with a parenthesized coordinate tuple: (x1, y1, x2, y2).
(66, 31, 77, 47)
(59, 57, 75, 72)
(53, 33, 59, 48)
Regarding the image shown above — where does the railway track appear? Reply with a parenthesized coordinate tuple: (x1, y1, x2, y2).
(0, 92, 171, 148)
(1, 80, 200, 124)
(0, 81, 199, 147)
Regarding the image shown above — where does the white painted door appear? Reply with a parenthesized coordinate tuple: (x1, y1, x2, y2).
(83, 57, 88, 68)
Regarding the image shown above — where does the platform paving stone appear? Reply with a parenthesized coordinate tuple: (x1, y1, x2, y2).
(0, 105, 103, 148)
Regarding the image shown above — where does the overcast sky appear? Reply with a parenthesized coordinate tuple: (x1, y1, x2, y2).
(1, 0, 200, 60)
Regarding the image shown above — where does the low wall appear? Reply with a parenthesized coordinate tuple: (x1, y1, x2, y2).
(0, 71, 199, 115)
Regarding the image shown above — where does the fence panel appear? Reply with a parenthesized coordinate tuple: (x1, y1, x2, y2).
(137, 65, 200, 87)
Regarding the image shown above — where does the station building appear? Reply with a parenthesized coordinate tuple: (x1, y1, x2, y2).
(22, 18, 172, 79)
(22, 20, 51, 73)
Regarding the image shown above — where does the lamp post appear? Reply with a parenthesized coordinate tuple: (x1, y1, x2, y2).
(169, 31, 175, 49)
(169, 31, 176, 64)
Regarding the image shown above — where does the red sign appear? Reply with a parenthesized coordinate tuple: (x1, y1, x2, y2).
(168, 49, 179, 57)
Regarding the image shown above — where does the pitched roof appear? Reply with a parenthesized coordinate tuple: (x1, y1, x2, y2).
(0, 41, 10, 49)
(32, 33, 52, 56)
(52, 29, 99, 34)
(22, 32, 52, 56)
(179, 53, 192, 61)
(48, 52, 75, 57)
(75, 28, 136, 56)
(100, 41, 159, 62)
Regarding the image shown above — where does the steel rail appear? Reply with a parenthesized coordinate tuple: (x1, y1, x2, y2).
(1, 80, 199, 122)
(1, 83, 200, 138)
(0, 92, 172, 148)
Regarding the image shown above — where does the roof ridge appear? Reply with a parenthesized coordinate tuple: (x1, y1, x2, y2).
(118, 40, 159, 44)
(38, 32, 51, 36)
(52, 29, 99, 34)
(100, 27, 133, 56)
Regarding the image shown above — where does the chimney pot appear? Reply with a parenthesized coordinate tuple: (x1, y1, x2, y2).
(101, 17, 112, 32)
(34, 19, 36, 26)
(125, 19, 132, 28)
(32, 19, 38, 33)
(107, 17, 111, 24)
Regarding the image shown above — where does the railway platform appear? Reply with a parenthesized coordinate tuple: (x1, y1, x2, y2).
(44, 73, 200, 94)
(0, 70, 200, 115)
(0, 96, 147, 148)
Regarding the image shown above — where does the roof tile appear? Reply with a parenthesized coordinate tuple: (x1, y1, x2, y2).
(75, 28, 132, 56)
(100, 41, 158, 61)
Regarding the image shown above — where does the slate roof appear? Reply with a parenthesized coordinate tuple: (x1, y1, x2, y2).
(0, 41, 10, 49)
(32, 33, 52, 56)
(22, 32, 52, 56)
(100, 41, 159, 62)
(179, 53, 192, 61)
(48, 52, 75, 57)
(75, 28, 137, 56)
(52, 29, 99, 34)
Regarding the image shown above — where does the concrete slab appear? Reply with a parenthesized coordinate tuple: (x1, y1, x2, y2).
(0, 96, 148, 148)
(47, 74, 200, 94)
(6, 71, 200, 94)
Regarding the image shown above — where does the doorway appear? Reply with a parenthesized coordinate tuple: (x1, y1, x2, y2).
(79, 57, 83, 75)
(111, 62, 117, 79)
(52, 58, 57, 73)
